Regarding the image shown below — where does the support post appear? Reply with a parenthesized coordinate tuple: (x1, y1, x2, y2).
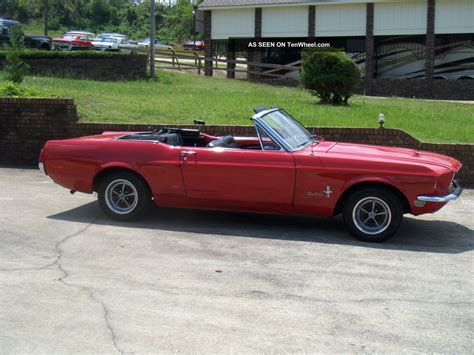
(364, 3, 375, 96)
(308, 5, 315, 40)
(227, 39, 236, 79)
(204, 10, 213, 77)
(425, 0, 436, 98)
(248, 8, 262, 81)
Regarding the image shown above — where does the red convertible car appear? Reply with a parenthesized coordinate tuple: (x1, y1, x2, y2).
(39, 108, 463, 242)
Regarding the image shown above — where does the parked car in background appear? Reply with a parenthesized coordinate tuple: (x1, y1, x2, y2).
(96, 32, 137, 43)
(0, 18, 51, 50)
(39, 107, 463, 243)
(91, 36, 138, 54)
(137, 37, 173, 52)
(53, 31, 95, 51)
(96, 32, 124, 40)
(183, 40, 205, 51)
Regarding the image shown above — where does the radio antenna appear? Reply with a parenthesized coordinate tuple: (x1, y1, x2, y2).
(310, 105, 316, 156)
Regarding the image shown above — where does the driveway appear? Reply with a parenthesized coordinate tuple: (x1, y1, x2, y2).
(1, 167, 472, 353)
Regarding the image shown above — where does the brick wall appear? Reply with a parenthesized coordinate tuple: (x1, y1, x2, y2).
(1, 98, 472, 186)
(0, 55, 148, 81)
(0, 98, 78, 163)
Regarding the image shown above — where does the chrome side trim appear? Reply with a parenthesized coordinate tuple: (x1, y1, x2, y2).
(38, 162, 46, 175)
(417, 180, 463, 203)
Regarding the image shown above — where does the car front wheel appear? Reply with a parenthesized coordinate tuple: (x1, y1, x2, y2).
(343, 187, 403, 242)
(98, 172, 151, 221)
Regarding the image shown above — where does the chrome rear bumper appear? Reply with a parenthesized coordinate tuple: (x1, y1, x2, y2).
(417, 180, 462, 203)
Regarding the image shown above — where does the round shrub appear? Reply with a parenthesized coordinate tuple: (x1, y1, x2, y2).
(300, 50, 361, 105)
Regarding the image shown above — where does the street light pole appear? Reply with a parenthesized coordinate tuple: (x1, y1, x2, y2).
(150, 0, 156, 78)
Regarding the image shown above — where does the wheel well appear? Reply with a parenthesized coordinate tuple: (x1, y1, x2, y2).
(40, 43, 50, 50)
(333, 181, 411, 216)
(93, 167, 151, 194)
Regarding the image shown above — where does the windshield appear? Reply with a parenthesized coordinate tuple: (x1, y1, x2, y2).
(100, 37, 117, 43)
(259, 110, 314, 151)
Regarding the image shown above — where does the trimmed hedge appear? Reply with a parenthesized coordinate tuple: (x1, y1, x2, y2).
(0, 49, 147, 59)
(0, 51, 148, 80)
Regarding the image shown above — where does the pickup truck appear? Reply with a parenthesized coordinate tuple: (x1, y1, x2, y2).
(0, 18, 52, 50)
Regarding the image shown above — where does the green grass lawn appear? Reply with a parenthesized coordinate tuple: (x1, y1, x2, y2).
(18, 71, 474, 143)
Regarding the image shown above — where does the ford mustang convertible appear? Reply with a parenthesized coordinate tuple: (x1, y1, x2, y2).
(39, 108, 463, 242)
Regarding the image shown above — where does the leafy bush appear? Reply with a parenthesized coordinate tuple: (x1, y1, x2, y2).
(3, 24, 29, 84)
(0, 81, 40, 97)
(300, 49, 361, 105)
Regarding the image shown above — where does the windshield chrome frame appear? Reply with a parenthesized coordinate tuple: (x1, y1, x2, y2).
(252, 108, 312, 152)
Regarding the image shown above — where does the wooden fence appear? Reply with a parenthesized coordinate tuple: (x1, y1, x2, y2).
(154, 48, 300, 80)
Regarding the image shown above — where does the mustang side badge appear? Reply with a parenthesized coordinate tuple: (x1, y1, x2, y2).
(307, 186, 333, 198)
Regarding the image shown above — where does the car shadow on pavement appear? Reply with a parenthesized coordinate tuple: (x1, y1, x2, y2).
(47, 201, 473, 254)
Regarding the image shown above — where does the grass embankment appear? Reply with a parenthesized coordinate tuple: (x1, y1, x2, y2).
(15, 71, 474, 143)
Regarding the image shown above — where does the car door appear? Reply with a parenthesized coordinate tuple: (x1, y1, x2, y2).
(179, 146, 296, 205)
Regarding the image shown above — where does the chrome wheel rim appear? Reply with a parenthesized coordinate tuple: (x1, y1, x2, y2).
(352, 197, 392, 235)
(105, 179, 138, 215)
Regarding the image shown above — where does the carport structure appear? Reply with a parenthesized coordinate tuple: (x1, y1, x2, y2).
(198, 0, 474, 98)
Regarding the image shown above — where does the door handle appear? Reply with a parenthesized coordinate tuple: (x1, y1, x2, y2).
(181, 151, 197, 161)
(181, 151, 197, 156)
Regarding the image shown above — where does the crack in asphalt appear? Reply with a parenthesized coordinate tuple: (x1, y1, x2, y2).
(50, 216, 126, 355)
(142, 287, 472, 307)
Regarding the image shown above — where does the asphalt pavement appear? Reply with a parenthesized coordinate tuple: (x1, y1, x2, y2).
(1, 167, 473, 353)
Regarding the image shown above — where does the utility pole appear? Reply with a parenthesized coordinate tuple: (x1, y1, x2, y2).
(192, 6, 196, 47)
(44, 0, 48, 36)
(150, 0, 156, 77)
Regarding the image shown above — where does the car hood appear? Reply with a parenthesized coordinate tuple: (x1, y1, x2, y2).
(327, 142, 462, 172)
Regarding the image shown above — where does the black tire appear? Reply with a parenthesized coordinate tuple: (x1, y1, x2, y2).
(98, 172, 151, 221)
(342, 187, 403, 242)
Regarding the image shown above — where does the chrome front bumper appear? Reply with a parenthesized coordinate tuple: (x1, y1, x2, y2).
(417, 180, 463, 203)
(38, 162, 46, 175)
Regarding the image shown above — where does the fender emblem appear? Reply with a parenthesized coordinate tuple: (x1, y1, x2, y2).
(307, 186, 333, 198)
(323, 186, 333, 198)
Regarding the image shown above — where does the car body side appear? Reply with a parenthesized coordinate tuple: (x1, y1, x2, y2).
(40, 133, 459, 218)
(53, 32, 95, 50)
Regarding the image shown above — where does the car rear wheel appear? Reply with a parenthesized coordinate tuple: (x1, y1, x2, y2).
(98, 172, 151, 221)
(343, 187, 403, 242)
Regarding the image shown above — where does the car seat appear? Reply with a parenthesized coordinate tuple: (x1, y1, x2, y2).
(206, 135, 239, 149)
